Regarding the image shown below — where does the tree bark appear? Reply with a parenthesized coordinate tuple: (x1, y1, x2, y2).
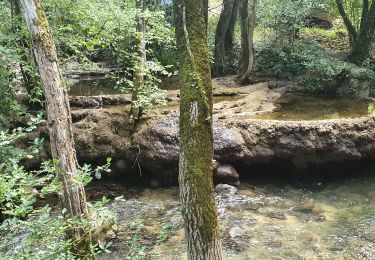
(225, 0, 239, 53)
(213, 0, 239, 77)
(174, 0, 222, 259)
(336, 0, 375, 64)
(238, 0, 257, 84)
(11, 0, 40, 96)
(203, 0, 208, 31)
(20, 0, 93, 258)
(347, 0, 375, 64)
(335, 0, 358, 44)
(131, 0, 147, 120)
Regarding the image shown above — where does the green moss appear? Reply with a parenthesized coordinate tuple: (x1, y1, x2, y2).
(35, 0, 58, 61)
(175, 0, 220, 249)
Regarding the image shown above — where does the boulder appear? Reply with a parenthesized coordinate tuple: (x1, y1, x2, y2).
(215, 184, 237, 195)
(305, 8, 335, 29)
(215, 164, 240, 187)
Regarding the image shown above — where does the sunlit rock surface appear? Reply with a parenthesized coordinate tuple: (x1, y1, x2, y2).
(20, 81, 375, 179)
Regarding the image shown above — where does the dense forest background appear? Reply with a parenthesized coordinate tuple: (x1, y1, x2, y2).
(1, 0, 374, 123)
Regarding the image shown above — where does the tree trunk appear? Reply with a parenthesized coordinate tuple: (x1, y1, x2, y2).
(225, 0, 239, 54)
(203, 0, 208, 31)
(335, 0, 357, 46)
(174, 0, 222, 259)
(336, 0, 375, 64)
(131, 0, 147, 120)
(11, 0, 40, 96)
(213, 0, 238, 77)
(20, 0, 93, 258)
(238, 0, 257, 84)
(347, 1, 375, 64)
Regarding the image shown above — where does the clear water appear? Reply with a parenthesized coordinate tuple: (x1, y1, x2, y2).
(255, 95, 375, 120)
(96, 167, 375, 259)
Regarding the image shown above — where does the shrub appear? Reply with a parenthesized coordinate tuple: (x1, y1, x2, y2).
(256, 41, 374, 96)
(299, 61, 350, 95)
(256, 42, 329, 79)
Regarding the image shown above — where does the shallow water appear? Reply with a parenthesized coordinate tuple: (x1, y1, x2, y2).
(67, 78, 121, 96)
(96, 167, 375, 259)
(255, 95, 375, 120)
(158, 95, 245, 112)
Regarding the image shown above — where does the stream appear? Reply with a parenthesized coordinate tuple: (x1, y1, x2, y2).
(64, 78, 375, 259)
(255, 95, 375, 120)
(93, 166, 375, 259)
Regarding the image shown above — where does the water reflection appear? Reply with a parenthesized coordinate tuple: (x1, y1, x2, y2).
(255, 95, 375, 120)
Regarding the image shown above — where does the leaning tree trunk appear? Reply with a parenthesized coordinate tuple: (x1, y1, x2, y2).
(174, 0, 222, 259)
(238, 0, 257, 84)
(20, 0, 93, 258)
(131, 0, 147, 121)
(213, 0, 238, 77)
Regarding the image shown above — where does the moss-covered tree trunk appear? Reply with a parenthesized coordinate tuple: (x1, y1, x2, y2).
(20, 0, 93, 258)
(131, 0, 147, 120)
(213, 0, 239, 77)
(174, 0, 222, 259)
(336, 0, 375, 64)
(238, 0, 257, 84)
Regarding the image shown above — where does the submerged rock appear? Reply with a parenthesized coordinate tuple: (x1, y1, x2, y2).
(267, 211, 287, 220)
(215, 184, 237, 195)
(229, 227, 246, 238)
(292, 199, 316, 213)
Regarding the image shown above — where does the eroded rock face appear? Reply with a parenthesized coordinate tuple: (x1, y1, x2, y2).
(20, 83, 375, 180)
(132, 111, 375, 175)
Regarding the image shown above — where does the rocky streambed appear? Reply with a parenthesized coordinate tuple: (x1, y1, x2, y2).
(9, 77, 375, 259)
(92, 166, 375, 259)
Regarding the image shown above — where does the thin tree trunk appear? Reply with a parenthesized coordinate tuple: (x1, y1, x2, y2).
(131, 0, 147, 121)
(225, 0, 239, 54)
(347, 0, 375, 64)
(336, 0, 375, 64)
(174, 0, 222, 259)
(203, 0, 208, 31)
(335, 0, 358, 46)
(213, 0, 237, 77)
(11, 0, 39, 95)
(20, 0, 93, 258)
(238, 0, 257, 84)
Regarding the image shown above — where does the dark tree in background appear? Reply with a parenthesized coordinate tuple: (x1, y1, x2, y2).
(213, 0, 239, 77)
(238, 0, 257, 83)
(335, 0, 375, 64)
